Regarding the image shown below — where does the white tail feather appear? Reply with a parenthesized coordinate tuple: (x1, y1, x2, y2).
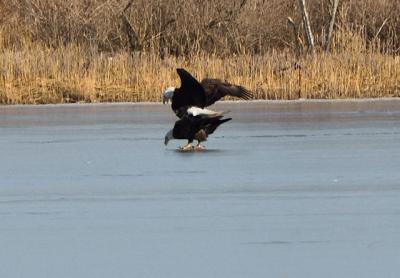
(187, 107, 222, 117)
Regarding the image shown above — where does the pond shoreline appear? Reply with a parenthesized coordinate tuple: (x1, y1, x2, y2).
(2, 97, 400, 108)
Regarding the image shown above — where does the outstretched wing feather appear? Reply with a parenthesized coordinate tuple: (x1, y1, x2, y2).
(201, 78, 252, 106)
(172, 69, 206, 111)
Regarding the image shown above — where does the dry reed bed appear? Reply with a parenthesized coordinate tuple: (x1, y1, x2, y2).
(0, 43, 399, 104)
(1, 1, 399, 104)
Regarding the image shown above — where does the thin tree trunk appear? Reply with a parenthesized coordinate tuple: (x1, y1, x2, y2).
(298, 0, 315, 55)
(326, 0, 340, 51)
(287, 17, 302, 58)
(122, 0, 141, 52)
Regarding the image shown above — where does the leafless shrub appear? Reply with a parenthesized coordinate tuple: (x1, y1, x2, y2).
(1, 0, 398, 55)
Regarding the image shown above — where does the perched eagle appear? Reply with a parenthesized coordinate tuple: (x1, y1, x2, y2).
(164, 108, 231, 151)
(163, 68, 252, 118)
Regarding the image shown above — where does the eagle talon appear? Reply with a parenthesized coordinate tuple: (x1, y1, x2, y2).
(195, 144, 205, 151)
(179, 144, 194, 151)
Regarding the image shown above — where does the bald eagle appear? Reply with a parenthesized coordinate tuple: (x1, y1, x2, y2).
(164, 108, 231, 151)
(163, 68, 252, 118)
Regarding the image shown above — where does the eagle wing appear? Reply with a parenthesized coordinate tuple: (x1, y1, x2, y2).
(203, 117, 232, 135)
(173, 114, 230, 140)
(200, 78, 252, 106)
(172, 115, 202, 140)
(171, 68, 207, 113)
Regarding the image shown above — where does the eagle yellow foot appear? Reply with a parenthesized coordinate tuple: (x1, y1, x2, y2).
(195, 144, 206, 151)
(179, 143, 193, 151)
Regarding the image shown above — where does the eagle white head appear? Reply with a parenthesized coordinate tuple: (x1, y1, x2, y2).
(164, 129, 174, 145)
(163, 87, 175, 104)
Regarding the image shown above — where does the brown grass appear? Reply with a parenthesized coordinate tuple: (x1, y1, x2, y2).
(0, 0, 399, 104)
(1, 39, 399, 104)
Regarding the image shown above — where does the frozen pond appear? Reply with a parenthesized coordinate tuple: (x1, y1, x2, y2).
(1, 100, 400, 278)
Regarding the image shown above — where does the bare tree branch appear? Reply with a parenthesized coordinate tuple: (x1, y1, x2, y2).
(287, 17, 303, 58)
(373, 17, 389, 41)
(121, 0, 140, 51)
(298, 0, 315, 55)
(326, 0, 340, 51)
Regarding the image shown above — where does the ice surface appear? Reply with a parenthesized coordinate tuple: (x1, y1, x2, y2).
(1, 100, 400, 278)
